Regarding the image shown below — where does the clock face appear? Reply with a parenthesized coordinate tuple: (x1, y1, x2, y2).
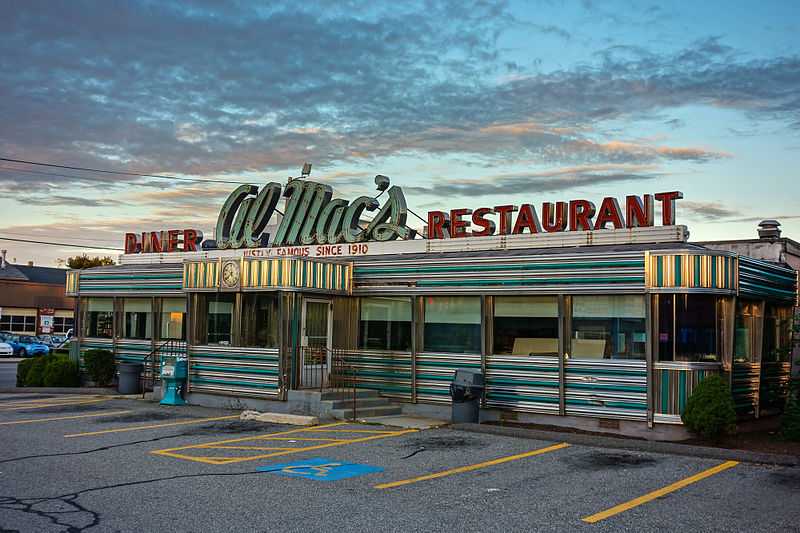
(221, 261, 240, 288)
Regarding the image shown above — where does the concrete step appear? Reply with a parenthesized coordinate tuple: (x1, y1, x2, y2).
(326, 397, 396, 410)
(330, 405, 403, 419)
(319, 389, 380, 401)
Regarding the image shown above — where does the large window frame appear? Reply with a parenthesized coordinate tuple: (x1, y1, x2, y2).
(656, 294, 731, 363)
(422, 296, 482, 354)
(762, 303, 793, 362)
(81, 298, 114, 339)
(123, 298, 153, 340)
(358, 297, 412, 352)
(492, 296, 559, 356)
(570, 294, 647, 360)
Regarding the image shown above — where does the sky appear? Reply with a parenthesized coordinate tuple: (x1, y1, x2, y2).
(0, 0, 799, 266)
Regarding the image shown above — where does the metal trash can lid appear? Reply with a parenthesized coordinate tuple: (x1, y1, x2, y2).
(118, 362, 144, 371)
(452, 368, 484, 388)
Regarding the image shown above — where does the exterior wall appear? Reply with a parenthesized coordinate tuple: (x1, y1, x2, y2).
(0, 280, 74, 334)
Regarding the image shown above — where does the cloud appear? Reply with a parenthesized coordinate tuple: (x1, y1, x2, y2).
(680, 201, 740, 221)
(1, 4, 794, 189)
(404, 164, 663, 198)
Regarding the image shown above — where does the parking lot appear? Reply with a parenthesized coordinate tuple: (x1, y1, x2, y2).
(1, 393, 799, 532)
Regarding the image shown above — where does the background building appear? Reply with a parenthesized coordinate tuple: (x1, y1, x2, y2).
(0, 250, 74, 336)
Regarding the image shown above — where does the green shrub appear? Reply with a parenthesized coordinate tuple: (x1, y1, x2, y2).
(782, 380, 800, 441)
(83, 349, 115, 386)
(24, 357, 48, 387)
(43, 356, 80, 387)
(682, 375, 737, 441)
(16, 358, 34, 386)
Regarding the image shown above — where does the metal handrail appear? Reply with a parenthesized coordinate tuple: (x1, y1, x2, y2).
(299, 346, 358, 420)
(141, 339, 186, 398)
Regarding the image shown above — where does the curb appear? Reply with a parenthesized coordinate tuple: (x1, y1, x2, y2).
(452, 423, 800, 467)
(0, 387, 122, 395)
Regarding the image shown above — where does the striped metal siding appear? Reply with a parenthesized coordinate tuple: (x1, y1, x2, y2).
(65, 271, 79, 296)
(415, 352, 481, 403)
(760, 362, 791, 411)
(485, 355, 560, 414)
(338, 350, 412, 400)
(732, 362, 761, 415)
(184, 258, 352, 293)
(352, 252, 646, 294)
(78, 265, 183, 296)
(115, 339, 152, 365)
(188, 345, 281, 398)
(738, 257, 797, 302)
(653, 366, 720, 416)
(646, 253, 736, 291)
(564, 360, 647, 420)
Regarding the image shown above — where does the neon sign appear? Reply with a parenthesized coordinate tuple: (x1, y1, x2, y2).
(215, 175, 415, 249)
(426, 192, 682, 239)
(124, 229, 203, 254)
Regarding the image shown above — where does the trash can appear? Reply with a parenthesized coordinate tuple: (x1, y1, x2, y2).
(118, 362, 143, 394)
(449, 368, 484, 423)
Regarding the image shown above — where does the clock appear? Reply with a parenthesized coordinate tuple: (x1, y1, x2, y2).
(221, 260, 240, 288)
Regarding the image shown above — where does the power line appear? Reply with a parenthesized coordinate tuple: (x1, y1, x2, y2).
(0, 231, 121, 245)
(0, 157, 254, 185)
(0, 236, 123, 251)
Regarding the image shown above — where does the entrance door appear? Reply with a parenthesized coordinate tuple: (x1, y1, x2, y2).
(300, 299, 332, 388)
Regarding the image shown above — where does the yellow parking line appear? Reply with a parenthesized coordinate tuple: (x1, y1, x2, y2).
(0, 398, 110, 411)
(0, 395, 98, 405)
(581, 460, 739, 524)
(0, 410, 133, 426)
(151, 422, 417, 465)
(64, 415, 240, 437)
(303, 428, 399, 434)
(374, 442, 570, 489)
(203, 445, 297, 451)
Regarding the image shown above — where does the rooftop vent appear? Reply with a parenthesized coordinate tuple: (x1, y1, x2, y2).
(758, 219, 781, 240)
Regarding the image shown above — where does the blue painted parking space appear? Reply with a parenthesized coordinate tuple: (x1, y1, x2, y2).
(257, 457, 384, 481)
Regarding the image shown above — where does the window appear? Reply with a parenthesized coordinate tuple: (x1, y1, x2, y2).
(241, 294, 279, 348)
(82, 298, 113, 338)
(204, 293, 235, 345)
(571, 295, 646, 360)
(763, 304, 793, 362)
(123, 298, 152, 339)
(734, 300, 762, 363)
(423, 296, 481, 354)
(0, 315, 36, 333)
(359, 297, 412, 351)
(52, 317, 74, 334)
(160, 298, 186, 340)
(657, 294, 726, 362)
(493, 296, 558, 356)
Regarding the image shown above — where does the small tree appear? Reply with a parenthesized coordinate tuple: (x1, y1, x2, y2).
(682, 375, 737, 442)
(83, 349, 115, 386)
(66, 254, 115, 269)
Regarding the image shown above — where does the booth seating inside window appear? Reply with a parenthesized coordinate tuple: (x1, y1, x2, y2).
(571, 295, 646, 360)
(494, 296, 559, 356)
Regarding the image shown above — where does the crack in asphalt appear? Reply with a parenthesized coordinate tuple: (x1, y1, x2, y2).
(0, 433, 185, 465)
(0, 471, 262, 532)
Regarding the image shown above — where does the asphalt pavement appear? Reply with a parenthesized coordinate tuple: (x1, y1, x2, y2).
(0, 359, 19, 388)
(1, 393, 799, 532)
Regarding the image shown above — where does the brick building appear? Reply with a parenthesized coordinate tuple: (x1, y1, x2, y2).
(0, 250, 74, 336)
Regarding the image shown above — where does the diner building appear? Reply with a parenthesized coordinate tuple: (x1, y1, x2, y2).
(64, 178, 798, 438)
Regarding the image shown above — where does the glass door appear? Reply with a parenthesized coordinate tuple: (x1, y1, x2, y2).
(301, 299, 331, 388)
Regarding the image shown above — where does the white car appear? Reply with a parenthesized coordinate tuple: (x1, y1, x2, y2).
(0, 342, 13, 357)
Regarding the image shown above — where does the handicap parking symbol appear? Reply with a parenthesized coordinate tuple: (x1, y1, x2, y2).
(257, 457, 383, 481)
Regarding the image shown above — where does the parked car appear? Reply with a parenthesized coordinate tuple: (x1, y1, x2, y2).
(14, 335, 51, 357)
(0, 342, 13, 357)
